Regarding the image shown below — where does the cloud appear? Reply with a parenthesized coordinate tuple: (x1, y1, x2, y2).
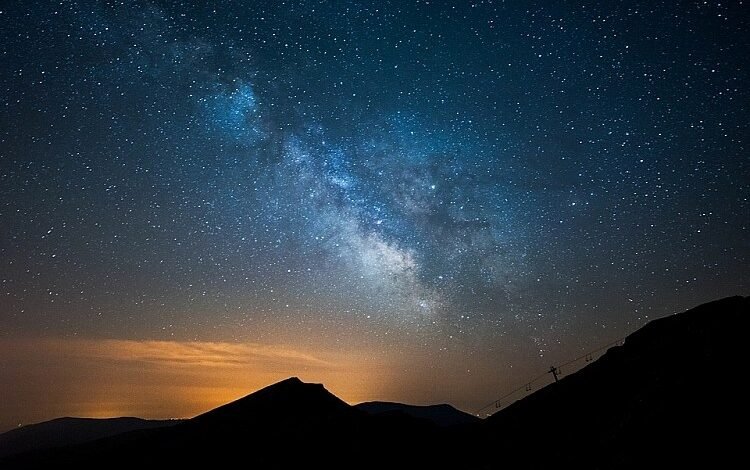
(76, 339, 334, 369)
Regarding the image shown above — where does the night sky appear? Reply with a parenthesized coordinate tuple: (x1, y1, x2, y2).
(0, 1, 747, 429)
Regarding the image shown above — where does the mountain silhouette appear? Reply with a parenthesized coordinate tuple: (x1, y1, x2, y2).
(193, 377, 354, 426)
(0, 376, 451, 469)
(0, 417, 180, 458)
(1, 295, 746, 469)
(481, 295, 748, 468)
(356, 401, 479, 427)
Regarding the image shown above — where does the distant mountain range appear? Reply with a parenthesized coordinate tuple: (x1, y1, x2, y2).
(0, 417, 181, 459)
(355, 401, 479, 427)
(1, 295, 746, 469)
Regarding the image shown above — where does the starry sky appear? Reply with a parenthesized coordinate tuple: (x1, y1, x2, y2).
(0, 1, 747, 429)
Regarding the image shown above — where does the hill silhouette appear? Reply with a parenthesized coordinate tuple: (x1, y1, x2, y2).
(481, 295, 748, 468)
(193, 377, 354, 426)
(0, 376, 456, 469)
(0, 417, 180, 458)
(1, 296, 746, 469)
(356, 401, 479, 427)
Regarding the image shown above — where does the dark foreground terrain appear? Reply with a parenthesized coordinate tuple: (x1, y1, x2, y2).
(0, 417, 182, 459)
(1, 296, 747, 469)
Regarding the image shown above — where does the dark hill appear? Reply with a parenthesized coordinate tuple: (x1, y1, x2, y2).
(0, 417, 180, 458)
(356, 401, 480, 427)
(482, 295, 749, 468)
(193, 376, 354, 426)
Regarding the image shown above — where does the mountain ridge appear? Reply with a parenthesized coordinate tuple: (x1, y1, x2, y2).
(355, 401, 480, 427)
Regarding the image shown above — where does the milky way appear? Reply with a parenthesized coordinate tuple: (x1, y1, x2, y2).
(0, 1, 747, 425)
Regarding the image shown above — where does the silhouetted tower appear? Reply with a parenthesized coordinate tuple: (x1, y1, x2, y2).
(548, 365, 560, 383)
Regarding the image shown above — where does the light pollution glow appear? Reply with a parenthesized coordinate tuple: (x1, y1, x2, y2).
(0, 333, 558, 432)
(0, 338, 393, 431)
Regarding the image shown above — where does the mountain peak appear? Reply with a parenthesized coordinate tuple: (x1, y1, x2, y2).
(262, 376, 305, 389)
(192, 377, 352, 425)
(274, 376, 303, 384)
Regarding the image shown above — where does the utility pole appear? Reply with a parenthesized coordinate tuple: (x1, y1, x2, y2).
(548, 365, 560, 383)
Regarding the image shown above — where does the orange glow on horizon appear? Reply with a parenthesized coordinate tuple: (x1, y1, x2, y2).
(0, 334, 515, 433)
(0, 337, 397, 430)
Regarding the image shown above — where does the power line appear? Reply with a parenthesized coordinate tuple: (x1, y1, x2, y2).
(475, 336, 627, 416)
